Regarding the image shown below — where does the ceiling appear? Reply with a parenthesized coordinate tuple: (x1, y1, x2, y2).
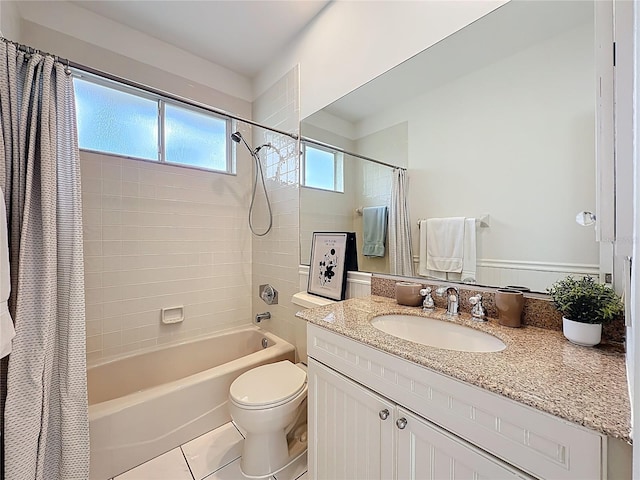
(70, 0, 330, 78)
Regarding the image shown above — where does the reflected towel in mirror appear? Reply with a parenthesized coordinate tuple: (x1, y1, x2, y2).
(418, 217, 476, 282)
(362, 206, 388, 257)
(426, 217, 465, 272)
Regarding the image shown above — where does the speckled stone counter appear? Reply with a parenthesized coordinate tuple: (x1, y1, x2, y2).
(296, 295, 631, 443)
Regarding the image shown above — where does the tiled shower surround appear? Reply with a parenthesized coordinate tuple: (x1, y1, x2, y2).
(82, 151, 253, 362)
(82, 65, 303, 363)
(251, 66, 305, 359)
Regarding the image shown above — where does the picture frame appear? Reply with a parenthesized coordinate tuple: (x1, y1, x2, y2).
(307, 232, 349, 301)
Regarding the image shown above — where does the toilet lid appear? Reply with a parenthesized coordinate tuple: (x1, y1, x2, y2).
(230, 360, 307, 408)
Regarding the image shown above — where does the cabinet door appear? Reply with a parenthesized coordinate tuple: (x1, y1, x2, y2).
(308, 358, 395, 480)
(395, 408, 530, 480)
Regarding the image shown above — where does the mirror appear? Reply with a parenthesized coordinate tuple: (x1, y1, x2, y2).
(300, 0, 600, 293)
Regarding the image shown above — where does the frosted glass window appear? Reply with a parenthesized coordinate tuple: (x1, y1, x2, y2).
(303, 145, 343, 192)
(74, 78, 158, 160)
(165, 104, 228, 171)
(73, 75, 232, 173)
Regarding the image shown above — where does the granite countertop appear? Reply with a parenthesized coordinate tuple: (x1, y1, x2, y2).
(296, 295, 631, 443)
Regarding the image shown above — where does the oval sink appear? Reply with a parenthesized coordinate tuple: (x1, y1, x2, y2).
(371, 314, 506, 353)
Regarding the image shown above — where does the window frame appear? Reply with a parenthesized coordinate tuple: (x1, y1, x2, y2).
(73, 71, 234, 175)
(301, 142, 344, 193)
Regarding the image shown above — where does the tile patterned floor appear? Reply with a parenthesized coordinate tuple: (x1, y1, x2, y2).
(112, 422, 307, 480)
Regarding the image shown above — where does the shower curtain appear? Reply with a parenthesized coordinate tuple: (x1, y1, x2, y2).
(0, 41, 89, 479)
(388, 168, 414, 276)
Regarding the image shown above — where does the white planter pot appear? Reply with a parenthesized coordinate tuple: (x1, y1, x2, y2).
(562, 317, 602, 346)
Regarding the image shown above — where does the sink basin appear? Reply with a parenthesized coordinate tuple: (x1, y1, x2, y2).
(371, 314, 506, 352)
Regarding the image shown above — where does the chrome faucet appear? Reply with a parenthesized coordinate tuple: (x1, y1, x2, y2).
(435, 286, 459, 316)
(255, 312, 271, 323)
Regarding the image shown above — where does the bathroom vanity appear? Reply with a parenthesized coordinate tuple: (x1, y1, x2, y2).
(299, 296, 631, 480)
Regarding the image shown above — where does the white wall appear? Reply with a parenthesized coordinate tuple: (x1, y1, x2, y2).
(613, 0, 640, 473)
(410, 22, 595, 261)
(299, 187, 353, 267)
(355, 122, 408, 169)
(0, 1, 21, 40)
(255, 0, 508, 119)
(20, 21, 250, 118)
(349, 22, 598, 291)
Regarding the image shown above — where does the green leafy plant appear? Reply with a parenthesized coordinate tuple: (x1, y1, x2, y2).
(547, 276, 623, 324)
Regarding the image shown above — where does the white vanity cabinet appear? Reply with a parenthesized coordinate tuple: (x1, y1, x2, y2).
(395, 406, 527, 480)
(309, 358, 528, 480)
(308, 357, 395, 479)
(307, 324, 610, 480)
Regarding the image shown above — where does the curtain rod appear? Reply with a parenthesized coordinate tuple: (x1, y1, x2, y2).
(0, 36, 299, 142)
(300, 136, 406, 171)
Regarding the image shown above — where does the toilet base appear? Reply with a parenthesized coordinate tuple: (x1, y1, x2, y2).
(239, 424, 308, 479)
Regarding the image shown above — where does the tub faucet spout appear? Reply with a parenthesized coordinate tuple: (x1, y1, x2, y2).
(255, 312, 271, 323)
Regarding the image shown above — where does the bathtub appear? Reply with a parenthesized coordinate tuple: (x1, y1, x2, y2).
(88, 326, 295, 480)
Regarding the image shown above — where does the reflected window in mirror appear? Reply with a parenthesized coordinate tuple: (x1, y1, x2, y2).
(302, 143, 344, 192)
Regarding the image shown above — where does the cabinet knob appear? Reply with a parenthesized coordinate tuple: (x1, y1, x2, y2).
(378, 409, 390, 420)
(396, 417, 407, 429)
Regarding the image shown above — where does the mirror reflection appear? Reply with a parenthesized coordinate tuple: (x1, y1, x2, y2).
(300, 0, 600, 293)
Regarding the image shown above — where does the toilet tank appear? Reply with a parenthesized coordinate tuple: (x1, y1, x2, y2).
(291, 292, 335, 309)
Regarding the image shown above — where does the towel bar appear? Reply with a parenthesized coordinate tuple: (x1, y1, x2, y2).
(417, 215, 490, 228)
(356, 206, 389, 216)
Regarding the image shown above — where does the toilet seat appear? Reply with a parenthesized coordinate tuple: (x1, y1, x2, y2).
(230, 360, 307, 409)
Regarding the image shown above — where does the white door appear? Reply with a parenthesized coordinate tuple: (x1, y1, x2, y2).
(308, 358, 395, 480)
(395, 408, 531, 480)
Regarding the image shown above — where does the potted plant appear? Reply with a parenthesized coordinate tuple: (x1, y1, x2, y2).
(547, 276, 623, 346)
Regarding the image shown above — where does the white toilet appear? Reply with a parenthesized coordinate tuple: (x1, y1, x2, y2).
(229, 292, 334, 478)
(229, 360, 308, 478)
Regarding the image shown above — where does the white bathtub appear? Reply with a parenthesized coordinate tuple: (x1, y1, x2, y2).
(88, 327, 296, 480)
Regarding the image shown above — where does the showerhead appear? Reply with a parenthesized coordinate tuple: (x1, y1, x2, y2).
(231, 131, 254, 156)
(231, 131, 271, 156)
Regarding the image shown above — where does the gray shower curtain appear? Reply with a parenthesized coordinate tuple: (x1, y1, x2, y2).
(389, 168, 414, 276)
(0, 41, 89, 479)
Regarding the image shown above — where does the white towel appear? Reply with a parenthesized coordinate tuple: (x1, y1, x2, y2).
(418, 220, 444, 279)
(461, 218, 477, 282)
(426, 217, 465, 273)
(0, 188, 14, 358)
(417, 219, 428, 276)
(417, 219, 448, 279)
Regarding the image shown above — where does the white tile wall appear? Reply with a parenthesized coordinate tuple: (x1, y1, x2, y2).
(80, 68, 301, 364)
(251, 66, 303, 359)
(82, 152, 253, 363)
